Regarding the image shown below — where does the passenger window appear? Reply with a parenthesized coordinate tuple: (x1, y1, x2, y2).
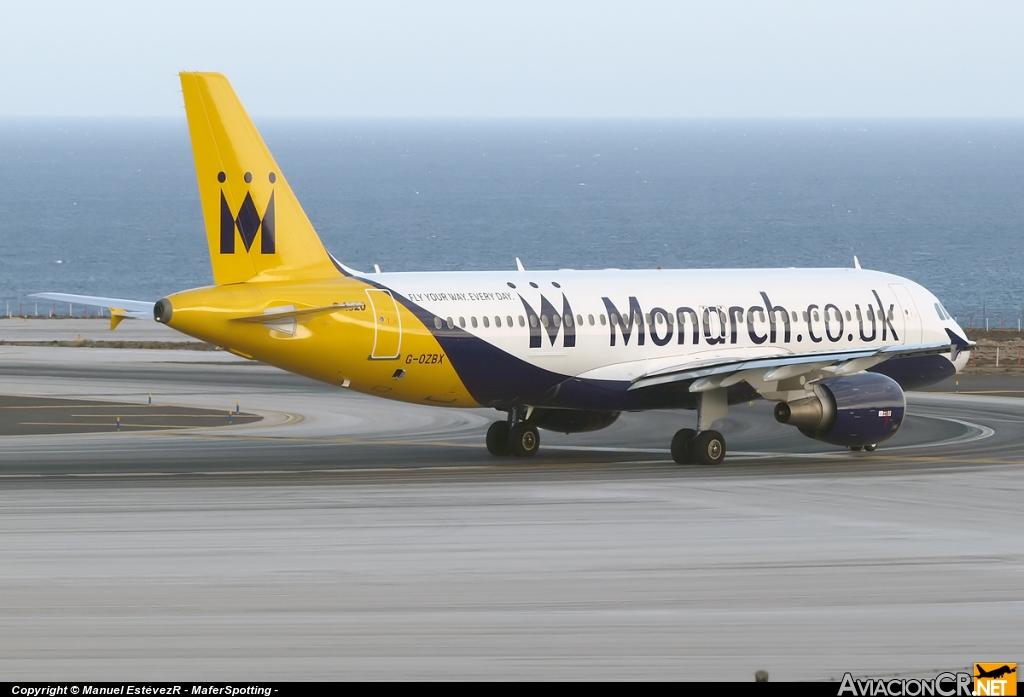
(576, 314, 583, 326)
(666, 313, 674, 326)
(845, 311, 852, 321)
(482, 316, 489, 328)
(459, 317, 466, 328)
(588, 314, 595, 326)
(518, 316, 525, 327)
(494, 316, 501, 328)
(801, 311, 808, 322)
(644, 313, 651, 324)
(540, 314, 550, 327)
(471, 316, 478, 328)
(529, 315, 538, 328)
(888, 308, 894, 321)
(434, 317, 443, 329)
(759, 311, 766, 322)
(610, 313, 620, 326)
(867, 307, 874, 320)
(565, 314, 573, 327)
(600, 314, 607, 326)
(813, 311, 819, 322)
(551, 314, 560, 328)
(791, 311, 798, 322)
(507, 316, 513, 327)
(656, 313, 664, 325)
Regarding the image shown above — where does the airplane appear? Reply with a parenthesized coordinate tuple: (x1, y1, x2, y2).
(33, 72, 974, 465)
(976, 665, 1016, 680)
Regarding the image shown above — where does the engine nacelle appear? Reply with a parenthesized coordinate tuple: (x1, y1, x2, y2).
(529, 409, 621, 434)
(774, 372, 905, 447)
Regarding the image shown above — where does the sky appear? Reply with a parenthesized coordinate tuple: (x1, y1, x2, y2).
(1, 0, 1023, 118)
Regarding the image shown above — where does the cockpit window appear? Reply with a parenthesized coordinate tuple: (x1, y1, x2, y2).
(934, 303, 951, 321)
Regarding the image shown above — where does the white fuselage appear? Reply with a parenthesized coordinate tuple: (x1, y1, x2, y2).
(374, 266, 966, 381)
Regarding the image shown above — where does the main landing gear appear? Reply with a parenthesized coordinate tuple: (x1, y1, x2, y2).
(671, 428, 726, 465)
(671, 387, 729, 466)
(486, 407, 540, 457)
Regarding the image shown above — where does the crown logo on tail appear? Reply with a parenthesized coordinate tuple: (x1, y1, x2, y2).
(219, 171, 276, 254)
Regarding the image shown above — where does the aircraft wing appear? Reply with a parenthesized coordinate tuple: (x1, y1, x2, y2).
(625, 338, 969, 392)
(29, 293, 155, 329)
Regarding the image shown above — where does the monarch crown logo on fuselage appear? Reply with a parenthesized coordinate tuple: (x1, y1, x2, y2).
(219, 170, 276, 254)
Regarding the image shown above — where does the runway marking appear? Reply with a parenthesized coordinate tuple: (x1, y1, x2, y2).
(930, 390, 1024, 395)
(0, 456, 1021, 480)
(18, 422, 187, 429)
(151, 411, 994, 461)
(67, 413, 258, 418)
(884, 414, 995, 451)
(0, 459, 680, 479)
(0, 405, 150, 409)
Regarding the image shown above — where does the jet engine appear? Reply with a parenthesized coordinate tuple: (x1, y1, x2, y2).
(773, 373, 905, 447)
(529, 409, 621, 434)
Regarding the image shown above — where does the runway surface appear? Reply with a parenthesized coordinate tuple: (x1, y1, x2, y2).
(1, 345, 1022, 680)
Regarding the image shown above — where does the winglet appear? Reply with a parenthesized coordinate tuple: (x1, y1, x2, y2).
(854, 256, 861, 270)
(516, 257, 525, 272)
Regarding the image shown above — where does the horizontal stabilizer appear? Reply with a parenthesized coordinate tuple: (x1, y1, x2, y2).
(30, 293, 154, 319)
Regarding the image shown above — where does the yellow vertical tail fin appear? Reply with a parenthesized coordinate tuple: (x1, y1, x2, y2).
(180, 72, 339, 285)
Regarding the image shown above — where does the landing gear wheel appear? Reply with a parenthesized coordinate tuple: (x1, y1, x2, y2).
(671, 428, 697, 464)
(850, 446, 863, 452)
(693, 430, 726, 466)
(486, 421, 511, 456)
(509, 422, 540, 457)
(864, 444, 877, 452)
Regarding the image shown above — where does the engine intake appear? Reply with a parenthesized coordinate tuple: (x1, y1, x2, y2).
(774, 372, 905, 447)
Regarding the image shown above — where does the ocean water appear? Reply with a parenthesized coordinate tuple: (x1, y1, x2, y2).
(1, 118, 1022, 325)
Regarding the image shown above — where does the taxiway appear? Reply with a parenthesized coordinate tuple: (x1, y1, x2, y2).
(0, 344, 1021, 680)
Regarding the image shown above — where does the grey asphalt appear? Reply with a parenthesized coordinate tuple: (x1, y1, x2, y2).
(1, 345, 1022, 680)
